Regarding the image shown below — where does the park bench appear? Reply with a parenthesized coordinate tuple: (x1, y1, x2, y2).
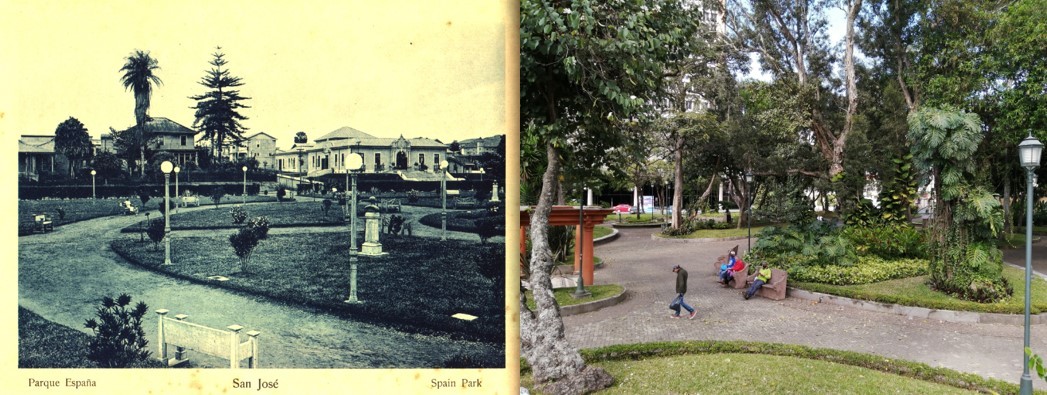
(120, 200, 138, 215)
(713, 245, 740, 274)
(33, 214, 53, 233)
(381, 198, 401, 213)
(155, 309, 261, 368)
(720, 261, 748, 289)
(182, 196, 200, 207)
(745, 268, 789, 300)
(454, 197, 478, 209)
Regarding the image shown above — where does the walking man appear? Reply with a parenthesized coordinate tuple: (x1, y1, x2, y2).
(670, 265, 697, 319)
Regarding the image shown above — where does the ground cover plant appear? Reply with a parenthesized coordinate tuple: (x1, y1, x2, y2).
(657, 225, 770, 239)
(792, 265, 1047, 314)
(19, 306, 164, 368)
(520, 341, 1021, 394)
(121, 201, 348, 232)
(524, 284, 624, 310)
(84, 294, 150, 368)
(111, 232, 505, 348)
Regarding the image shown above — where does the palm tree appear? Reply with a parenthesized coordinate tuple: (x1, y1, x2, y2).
(120, 50, 162, 177)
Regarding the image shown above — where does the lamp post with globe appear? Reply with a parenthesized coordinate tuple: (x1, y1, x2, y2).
(441, 159, 449, 241)
(173, 165, 180, 213)
(90, 170, 96, 199)
(345, 153, 364, 304)
(160, 161, 174, 266)
(1019, 133, 1043, 395)
(241, 165, 248, 205)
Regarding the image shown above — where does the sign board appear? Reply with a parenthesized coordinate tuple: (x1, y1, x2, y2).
(641, 195, 654, 213)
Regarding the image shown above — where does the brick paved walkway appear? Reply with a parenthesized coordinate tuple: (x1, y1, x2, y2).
(563, 227, 1047, 384)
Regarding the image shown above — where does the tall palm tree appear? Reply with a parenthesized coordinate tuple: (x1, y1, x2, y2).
(120, 50, 162, 177)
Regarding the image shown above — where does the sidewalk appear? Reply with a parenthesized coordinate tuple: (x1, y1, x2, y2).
(563, 227, 1047, 384)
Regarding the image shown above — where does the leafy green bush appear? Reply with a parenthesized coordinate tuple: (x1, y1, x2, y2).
(842, 224, 928, 260)
(247, 216, 271, 239)
(750, 221, 856, 268)
(789, 256, 929, 285)
(146, 219, 165, 251)
(83, 294, 150, 368)
(229, 226, 261, 273)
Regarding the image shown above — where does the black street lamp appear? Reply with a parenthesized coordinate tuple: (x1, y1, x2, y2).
(745, 171, 754, 253)
(1019, 133, 1043, 395)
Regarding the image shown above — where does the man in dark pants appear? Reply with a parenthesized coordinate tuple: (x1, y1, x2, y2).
(670, 265, 697, 319)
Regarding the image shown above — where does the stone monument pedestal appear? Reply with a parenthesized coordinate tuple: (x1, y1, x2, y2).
(359, 198, 387, 256)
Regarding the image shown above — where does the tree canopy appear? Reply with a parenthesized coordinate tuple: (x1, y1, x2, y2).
(190, 47, 251, 162)
(54, 116, 93, 177)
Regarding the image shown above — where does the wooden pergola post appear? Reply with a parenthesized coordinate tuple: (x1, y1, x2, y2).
(520, 205, 613, 286)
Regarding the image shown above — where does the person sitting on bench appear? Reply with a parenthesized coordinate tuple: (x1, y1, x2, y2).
(718, 250, 744, 285)
(745, 263, 772, 300)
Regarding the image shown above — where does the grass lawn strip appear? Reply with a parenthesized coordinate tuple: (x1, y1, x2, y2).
(523, 284, 623, 310)
(521, 340, 1023, 394)
(591, 225, 613, 240)
(793, 265, 1047, 314)
(110, 232, 504, 347)
(655, 225, 769, 239)
(120, 201, 348, 232)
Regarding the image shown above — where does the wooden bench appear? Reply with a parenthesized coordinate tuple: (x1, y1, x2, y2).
(745, 268, 788, 300)
(33, 214, 53, 233)
(182, 196, 200, 207)
(454, 197, 478, 209)
(156, 309, 261, 368)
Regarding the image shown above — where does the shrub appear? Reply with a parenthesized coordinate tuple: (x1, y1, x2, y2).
(843, 224, 928, 260)
(789, 256, 930, 285)
(247, 216, 271, 239)
(56, 207, 66, 221)
(137, 189, 151, 207)
(210, 188, 226, 207)
(146, 219, 165, 251)
(156, 197, 169, 216)
(83, 294, 150, 368)
(230, 206, 247, 225)
(476, 217, 502, 244)
(276, 187, 287, 202)
(229, 226, 262, 273)
(322, 199, 332, 217)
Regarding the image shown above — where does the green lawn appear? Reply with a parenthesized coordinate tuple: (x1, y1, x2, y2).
(604, 212, 667, 223)
(19, 198, 133, 230)
(122, 201, 348, 231)
(110, 232, 504, 347)
(656, 225, 769, 239)
(793, 265, 1047, 314)
(524, 284, 624, 310)
(521, 340, 1023, 395)
(523, 354, 978, 394)
(592, 225, 613, 239)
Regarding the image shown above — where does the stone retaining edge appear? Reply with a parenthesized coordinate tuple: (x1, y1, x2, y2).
(560, 288, 628, 317)
(787, 287, 1047, 325)
(651, 234, 753, 243)
(593, 228, 620, 245)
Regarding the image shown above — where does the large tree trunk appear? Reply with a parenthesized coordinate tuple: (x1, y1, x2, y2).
(521, 142, 612, 395)
(671, 132, 684, 228)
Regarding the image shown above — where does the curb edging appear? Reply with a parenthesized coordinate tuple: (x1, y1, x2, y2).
(787, 287, 1047, 325)
(560, 288, 628, 317)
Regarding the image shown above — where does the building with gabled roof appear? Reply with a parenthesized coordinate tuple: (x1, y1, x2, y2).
(273, 126, 449, 180)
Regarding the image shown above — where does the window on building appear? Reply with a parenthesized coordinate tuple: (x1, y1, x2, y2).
(374, 153, 381, 166)
(158, 138, 164, 146)
(181, 136, 187, 146)
(434, 154, 440, 169)
(418, 153, 425, 165)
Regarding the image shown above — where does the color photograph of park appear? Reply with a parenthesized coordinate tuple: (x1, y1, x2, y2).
(519, 0, 1047, 394)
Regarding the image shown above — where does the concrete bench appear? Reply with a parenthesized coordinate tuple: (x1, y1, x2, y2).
(746, 268, 788, 300)
(33, 214, 53, 232)
(156, 309, 260, 368)
(120, 200, 138, 215)
(182, 196, 200, 207)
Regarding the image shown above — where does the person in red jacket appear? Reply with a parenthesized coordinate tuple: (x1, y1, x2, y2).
(718, 254, 746, 286)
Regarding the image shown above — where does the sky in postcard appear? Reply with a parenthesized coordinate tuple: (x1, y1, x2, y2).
(1, 0, 506, 147)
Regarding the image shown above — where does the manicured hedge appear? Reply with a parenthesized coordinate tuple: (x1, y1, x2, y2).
(789, 256, 930, 285)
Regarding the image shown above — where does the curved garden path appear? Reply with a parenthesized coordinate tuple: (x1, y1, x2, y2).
(565, 227, 1047, 384)
(18, 203, 501, 368)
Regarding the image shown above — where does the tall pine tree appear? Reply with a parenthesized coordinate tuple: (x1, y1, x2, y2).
(190, 47, 250, 162)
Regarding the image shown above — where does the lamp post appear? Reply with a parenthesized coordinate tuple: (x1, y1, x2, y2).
(572, 191, 591, 298)
(90, 170, 96, 199)
(745, 171, 754, 252)
(173, 166, 180, 213)
(345, 153, 363, 304)
(160, 161, 174, 266)
(1019, 133, 1043, 395)
(241, 166, 248, 205)
(441, 159, 449, 241)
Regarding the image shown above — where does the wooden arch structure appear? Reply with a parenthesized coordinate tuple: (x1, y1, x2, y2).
(520, 205, 614, 286)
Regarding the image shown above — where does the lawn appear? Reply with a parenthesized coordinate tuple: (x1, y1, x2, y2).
(592, 225, 613, 239)
(605, 213, 667, 223)
(521, 341, 1022, 394)
(110, 232, 505, 348)
(19, 198, 135, 232)
(793, 265, 1047, 314)
(121, 201, 350, 232)
(524, 354, 978, 394)
(524, 284, 624, 310)
(18, 306, 164, 368)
